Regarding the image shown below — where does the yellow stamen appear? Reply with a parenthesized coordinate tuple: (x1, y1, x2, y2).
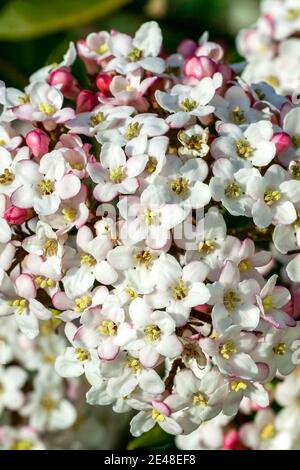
(38, 102, 55, 116)
(37, 179, 54, 196)
(264, 189, 281, 206)
(135, 250, 153, 269)
(223, 291, 240, 312)
(62, 207, 76, 222)
(170, 177, 189, 195)
(43, 239, 58, 257)
(235, 139, 254, 159)
(80, 253, 97, 267)
(97, 320, 117, 336)
(262, 295, 273, 312)
(10, 440, 33, 451)
(192, 392, 208, 406)
(75, 347, 90, 361)
(109, 166, 125, 183)
(151, 408, 165, 423)
(230, 380, 247, 392)
(260, 423, 275, 440)
(220, 341, 237, 360)
(0, 168, 14, 185)
(90, 112, 105, 127)
(180, 98, 197, 112)
(143, 209, 156, 225)
(127, 47, 143, 62)
(198, 239, 215, 255)
(125, 122, 140, 140)
(225, 181, 241, 198)
(273, 342, 286, 356)
(238, 259, 251, 273)
(144, 324, 161, 342)
(232, 106, 246, 125)
(74, 295, 91, 312)
(172, 279, 188, 301)
(127, 356, 141, 373)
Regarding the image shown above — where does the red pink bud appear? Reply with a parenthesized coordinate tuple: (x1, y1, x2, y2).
(96, 73, 112, 94)
(272, 132, 291, 154)
(26, 129, 50, 159)
(177, 39, 197, 58)
(184, 56, 217, 79)
(4, 206, 29, 225)
(76, 90, 98, 113)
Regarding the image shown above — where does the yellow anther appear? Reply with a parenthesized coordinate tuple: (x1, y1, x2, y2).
(35, 276, 55, 289)
(287, 8, 300, 20)
(178, 129, 209, 151)
(220, 341, 237, 360)
(198, 239, 215, 255)
(225, 181, 241, 199)
(192, 392, 208, 406)
(260, 423, 275, 440)
(151, 408, 165, 423)
(144, 324, 161, 342)
(127, 356, 141, 373)
(0, 168, 15, 185)
(230, 380, 247, 392)
(265, 75, 280, 88)
(127, 47, 143, 62)
(90, 112, 105, 127)
(97, 320, 117, 336)
(235, 139, 254, 159)
(273, 342, 286, 356)
(124, 285, 138, 299)
(10, 440, 33, 451)
(74, 295, 91, 312)
(43, 239, 58, 257)
(8, 298, 27, 314)
(290, 162, 300, 179)
(262, 295, 273, 312)
(42, 352, 56, 364)
(145, 157, 157, 174)
(62, 207, 76, 222)
(18, 95, 30, 104)
(75, 347, 90, 362)
(125, 122, 140, 140)
(143, 209, 156, 225)
(109, 165, 125, 183)
(180, 98, 197, 112)
(170, 177, 189, 195)
(232, 106, 246, 125)
(40, 395, 56, 411)
(238, 259, 251, 273)
(37, 179, 54, 196)
(264, 189, 281, 206)
(38, 102, 55, 116)
(70, 161, 84, 171)
(135, 250, 153, 269)
(172, 279, 188, 301)
(223, 290, 240, 311)
(95, 43, 108, 55)
(80, 253, 97, 267)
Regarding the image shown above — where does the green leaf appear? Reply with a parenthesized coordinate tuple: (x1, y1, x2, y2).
(127, 425, 174, 450)
(0, 0, 133, 40)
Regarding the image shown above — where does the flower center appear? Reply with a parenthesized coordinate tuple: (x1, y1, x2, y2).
(40, 395, 57, 411)
(10, 440, 33, 451)
(43, 239, 58, 257)
(80, 253, 97, 267)
(7, 298, 27, 314)
(124, 285, 138, 299)
(287, 8, 300, 20)
(0, 168, 15, 185)
(232, 106, 246, 125)
(19, 95, 30, 104)
(219, 340, 237, 359)
(262, 295, 273, 312)
(180, 98, 197, 112)
(62, 207, 77, 222)
(230, 380, 247, 392)
(144, 324, 161, 342)
(125, 122, 140, 140)
(35, 276, 55, 289)
(74, 295, 91, 312)
(223, 290, 240, 311)
(90, 112, 105, 127)
(235, 139, 254, 159)
(127, 356, 141, 373)
(198, 239, 215, 255)
(75, 347, 90, 361)
(265, 75, 280, 88)
(127, 47, 143, 62)
(273, 342, 286, 356)
(97, 320, 117, 336)
(143, 209, 156, 225)
(38, 102, 55, 116)
(290, 162, 300, 179)
(192, 392, 208, 406)
(225, 181, 241, 199)
(172, 279, 188, 301)
(135, 250, 153, 269)
(264, 189, 281, 206)
(37, 179, 54, 196)
(151, 408, 165, 423)
(170, 177, 189, 195)
(145, 157, 157, 174)
(238, 259, 251, 273)
(260, 423, 276, 440)
(109, 166, 125, 183)
(95, 43, 108, 55)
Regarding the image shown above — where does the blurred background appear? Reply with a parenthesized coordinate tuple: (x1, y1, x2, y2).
(0, 0, 260, 89)
(0, 0, 261, 450)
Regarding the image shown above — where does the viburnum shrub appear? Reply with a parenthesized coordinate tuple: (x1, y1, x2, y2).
(1, 18, 300, 440)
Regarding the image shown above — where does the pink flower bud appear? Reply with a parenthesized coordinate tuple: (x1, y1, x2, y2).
(26, 129, 50, 159)
(76, 90, 98, 113)
(184, 56, 217, 79)
(272, 132, 291, 154)
(4, 206, 29, 225)
(223, 430, 240, 450)
(49, 67, 78, 98)
(96, 73, 112, 94)
(217, 63, 234, 84)
(177, 39, 197, 58)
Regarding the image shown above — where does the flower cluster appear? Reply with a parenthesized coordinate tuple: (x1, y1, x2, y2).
(1, 19, 300, 441)
(237, 0, 300, 95)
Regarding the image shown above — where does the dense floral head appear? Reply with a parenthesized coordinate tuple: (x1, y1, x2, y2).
(1, 17, 300, 444)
